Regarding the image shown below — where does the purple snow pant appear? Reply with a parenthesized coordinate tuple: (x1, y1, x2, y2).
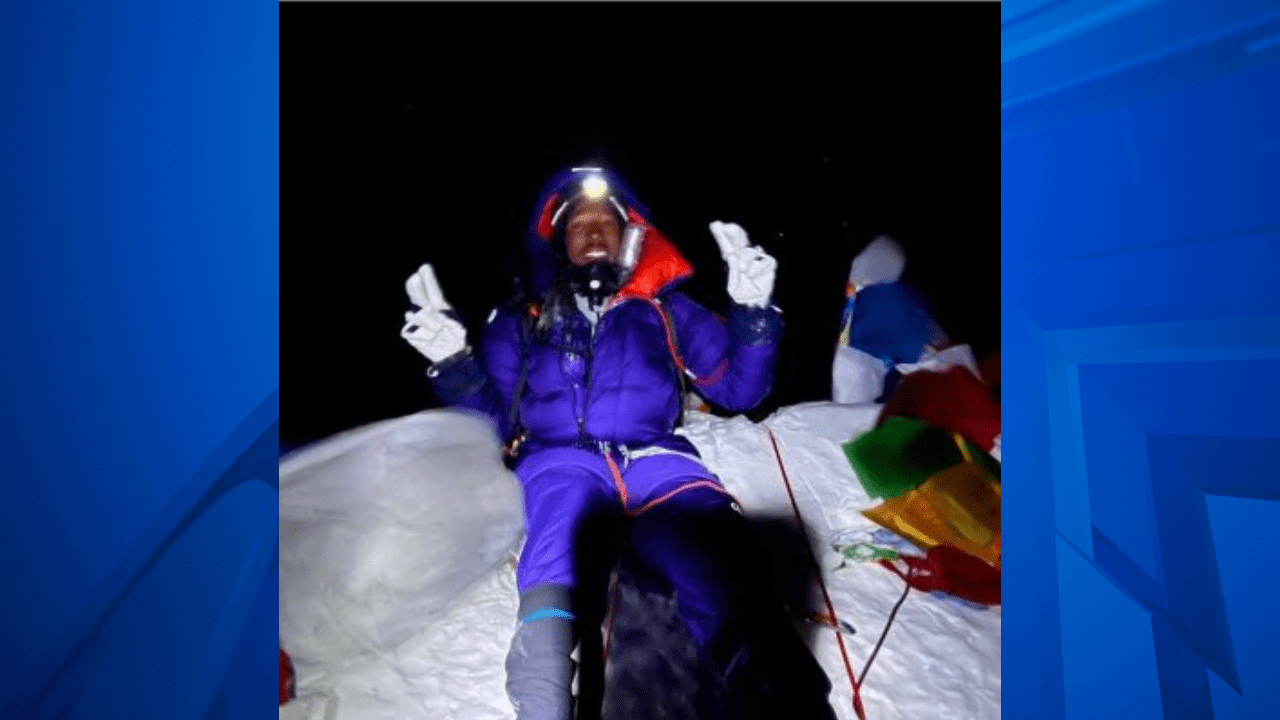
(513, 445, 743, 648)
(506, 445, 837, 720)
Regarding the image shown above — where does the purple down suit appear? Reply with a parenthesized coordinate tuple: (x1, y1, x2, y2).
(426, 173, 822, 720)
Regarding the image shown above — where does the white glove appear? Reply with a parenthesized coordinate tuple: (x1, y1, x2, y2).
(710, 221, 776, 308)
(400, 263, 468, 363)
(847, 235, 905, 289)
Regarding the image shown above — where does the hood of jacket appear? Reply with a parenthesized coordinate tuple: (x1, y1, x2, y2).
(525, 167, 693, 303)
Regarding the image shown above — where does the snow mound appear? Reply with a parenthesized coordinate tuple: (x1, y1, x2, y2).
(279, 409, 523, 682)
(281, 403, 999, 720)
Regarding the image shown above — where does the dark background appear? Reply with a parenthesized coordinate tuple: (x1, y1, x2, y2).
(283, 2, 998, 447)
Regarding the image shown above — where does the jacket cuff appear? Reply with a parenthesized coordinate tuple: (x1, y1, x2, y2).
(426, 348, 485, 404)
(728, 304, 783, 347)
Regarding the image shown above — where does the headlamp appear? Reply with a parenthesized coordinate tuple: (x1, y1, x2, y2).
(540, 167, 631, 239)
(581, 174, 608, 201)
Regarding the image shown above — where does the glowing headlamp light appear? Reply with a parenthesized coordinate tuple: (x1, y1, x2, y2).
(544, 168, 630, 234)
(581, 174, 608, 201)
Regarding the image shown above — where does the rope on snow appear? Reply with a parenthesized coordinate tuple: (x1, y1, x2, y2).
(766, 429, 868, 720)
(767, 428, 920, 720)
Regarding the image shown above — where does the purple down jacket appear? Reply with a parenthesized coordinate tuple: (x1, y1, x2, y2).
(429, 197, 781, 460)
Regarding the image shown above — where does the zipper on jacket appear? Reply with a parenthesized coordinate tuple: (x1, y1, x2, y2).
(578, 307, 601, 448)
(579, 345, 594, 447)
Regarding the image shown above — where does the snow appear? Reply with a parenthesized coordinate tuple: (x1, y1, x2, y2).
(281, 403, 1000, 720)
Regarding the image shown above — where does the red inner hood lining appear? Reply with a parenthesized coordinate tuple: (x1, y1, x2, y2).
(614, 211, 693, 302)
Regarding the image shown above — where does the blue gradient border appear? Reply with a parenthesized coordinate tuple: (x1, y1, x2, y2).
(4, 393, 279, 720)
(1003, 1, 1280, 718)
(1, 1, 278, 718)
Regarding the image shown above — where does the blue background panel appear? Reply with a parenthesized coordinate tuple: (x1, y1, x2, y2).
(1002, 296, 1069, 719)
(1003, 1, 1280, 718)
(1079, 367, 1161, 592)
(1003, 61, 1280, 270)
(1203, 494, 1280, 719)
(1056, 536, 1164, 720)
(0, 1, 278, 718)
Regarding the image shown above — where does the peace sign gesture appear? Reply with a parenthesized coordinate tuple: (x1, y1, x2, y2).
(710, 221, 777, 308)
(400, 264, 468, 363)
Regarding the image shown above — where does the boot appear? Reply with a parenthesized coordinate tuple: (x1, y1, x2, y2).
(506, 616, 577, 720)
(507, 585, 579, 720)
(694, 618, 837, 720)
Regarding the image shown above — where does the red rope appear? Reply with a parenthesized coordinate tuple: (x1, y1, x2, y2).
(767, 429, 867, 720)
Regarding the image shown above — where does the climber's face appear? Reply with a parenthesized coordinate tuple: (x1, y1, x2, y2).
(564, 199, 622, 267)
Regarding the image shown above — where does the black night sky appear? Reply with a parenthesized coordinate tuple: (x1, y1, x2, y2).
(283, 3, 998, 447)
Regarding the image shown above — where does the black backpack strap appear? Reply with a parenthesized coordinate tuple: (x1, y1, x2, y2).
(502, 303, 538, 461)
(508, 313, 531, 429)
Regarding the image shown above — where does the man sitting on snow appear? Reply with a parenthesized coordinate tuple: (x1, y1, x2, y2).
(401, 166, 835, 720)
